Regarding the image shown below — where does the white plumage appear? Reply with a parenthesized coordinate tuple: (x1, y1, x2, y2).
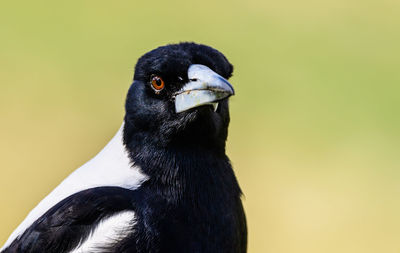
(69, 210, 136, 253)
(1, 123, 148, 251)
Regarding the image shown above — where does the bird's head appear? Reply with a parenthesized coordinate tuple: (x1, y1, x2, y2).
(124, 42, 234, 152)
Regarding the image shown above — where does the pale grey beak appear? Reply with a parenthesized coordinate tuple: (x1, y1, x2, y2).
(174, 64, 235, 113)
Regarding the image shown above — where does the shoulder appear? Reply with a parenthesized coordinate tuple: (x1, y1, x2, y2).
(2, 187, 138, 253)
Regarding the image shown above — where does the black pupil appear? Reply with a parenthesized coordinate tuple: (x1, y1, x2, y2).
(155, 78, 161, 85)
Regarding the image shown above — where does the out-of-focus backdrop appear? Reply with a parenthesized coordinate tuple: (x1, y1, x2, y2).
(1, 0, 399, 252)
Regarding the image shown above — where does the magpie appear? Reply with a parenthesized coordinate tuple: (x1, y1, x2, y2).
(1, 42, 247, 253)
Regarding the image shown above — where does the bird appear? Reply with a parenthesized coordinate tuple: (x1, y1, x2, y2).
(1, 42, 247, 253)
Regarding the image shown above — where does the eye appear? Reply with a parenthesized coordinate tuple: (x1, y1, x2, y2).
(151, 75, 165, 92)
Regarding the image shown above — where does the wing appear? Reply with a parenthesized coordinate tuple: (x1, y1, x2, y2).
(2, 187, 137, 253)
(1, 124, 148, 252)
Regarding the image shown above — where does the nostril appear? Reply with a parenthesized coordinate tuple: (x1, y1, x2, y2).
(189, 78, 198, 82)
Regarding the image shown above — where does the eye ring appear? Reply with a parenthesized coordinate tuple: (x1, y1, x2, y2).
(150, 75, 165, 93)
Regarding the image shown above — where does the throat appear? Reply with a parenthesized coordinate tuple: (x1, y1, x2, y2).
(127, 144, 240, 203)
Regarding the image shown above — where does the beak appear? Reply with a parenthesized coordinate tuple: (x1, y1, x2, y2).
(174, 64, 235, 113)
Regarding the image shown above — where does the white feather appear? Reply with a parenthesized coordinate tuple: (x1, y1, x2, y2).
(69, 210, 136, 253)
(1, 123, 148, 251)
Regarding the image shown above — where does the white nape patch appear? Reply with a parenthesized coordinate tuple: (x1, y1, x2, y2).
(1, 123, 148, 251)
(69, 210, 136, 253)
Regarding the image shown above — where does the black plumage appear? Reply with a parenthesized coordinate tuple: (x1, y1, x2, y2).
(2, 42, 247, 253)
(6, 187, 136, 253)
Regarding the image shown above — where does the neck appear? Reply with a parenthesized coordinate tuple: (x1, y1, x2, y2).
(123, 123, 241, 203)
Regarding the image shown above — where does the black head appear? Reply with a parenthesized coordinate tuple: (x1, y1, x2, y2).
(124, 42, 234, 153)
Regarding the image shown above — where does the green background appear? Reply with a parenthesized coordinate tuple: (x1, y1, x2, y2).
(1, 0, 399, 252)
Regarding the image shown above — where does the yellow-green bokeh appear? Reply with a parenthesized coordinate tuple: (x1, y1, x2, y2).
(1, 1, 399, 252)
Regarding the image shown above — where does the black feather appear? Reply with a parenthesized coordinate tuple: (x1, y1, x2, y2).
(121, 42, 246, 252)
(3, 187, 136, 253)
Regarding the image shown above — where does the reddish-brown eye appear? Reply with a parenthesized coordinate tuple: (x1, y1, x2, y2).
(151, 75, 165, 92)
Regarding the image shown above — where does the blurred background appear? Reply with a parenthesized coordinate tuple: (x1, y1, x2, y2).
(0, 0, 399, 252)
